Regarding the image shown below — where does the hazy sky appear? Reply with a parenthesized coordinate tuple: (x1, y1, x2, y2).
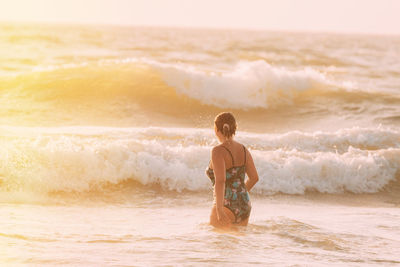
(1, 0, 399, 35)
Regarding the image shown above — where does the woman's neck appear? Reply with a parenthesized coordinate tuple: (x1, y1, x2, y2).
(222, 138, 233, 145)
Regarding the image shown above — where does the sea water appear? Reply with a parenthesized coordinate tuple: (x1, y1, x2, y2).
(0, 23, 400, 266)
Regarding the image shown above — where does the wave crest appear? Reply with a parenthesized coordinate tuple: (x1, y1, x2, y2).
(1, 126, 399, 201)
(137, 58, 345, 108)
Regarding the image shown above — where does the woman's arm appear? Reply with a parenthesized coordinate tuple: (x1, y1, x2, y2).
(245, 148, 259, 192)
(211, 146, 231, 225)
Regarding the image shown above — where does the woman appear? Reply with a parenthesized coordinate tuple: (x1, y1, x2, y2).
(206, 112, 259, 228)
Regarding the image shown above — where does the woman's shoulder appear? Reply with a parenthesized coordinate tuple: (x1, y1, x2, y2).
(212, 141, 245, 152)
(211, 144, 226, 154)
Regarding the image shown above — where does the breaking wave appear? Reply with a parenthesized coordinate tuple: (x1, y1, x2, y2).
(1, 125, 399, 201)
(4, 58, 396, 111)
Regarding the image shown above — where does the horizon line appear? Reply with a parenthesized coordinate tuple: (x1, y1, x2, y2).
(1, 19, 399, 37)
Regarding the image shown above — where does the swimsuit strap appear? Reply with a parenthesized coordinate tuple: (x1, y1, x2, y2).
(221, 145, 235, 166)
(243, 145, 246, 164)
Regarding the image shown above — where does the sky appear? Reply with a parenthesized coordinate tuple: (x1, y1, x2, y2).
(0, 0, 399, 35)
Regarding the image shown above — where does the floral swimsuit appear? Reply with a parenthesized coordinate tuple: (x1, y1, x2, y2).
(206, 145, 251, 224)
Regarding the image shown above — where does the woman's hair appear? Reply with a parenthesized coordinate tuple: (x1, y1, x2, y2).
(214, 112, 237, 138)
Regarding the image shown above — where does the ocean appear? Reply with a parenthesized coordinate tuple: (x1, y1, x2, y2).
(0, 22, 400, 266)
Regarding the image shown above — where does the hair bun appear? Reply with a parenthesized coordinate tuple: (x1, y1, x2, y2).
(222, 123, 230, 137)
(214, 112, 237, 139)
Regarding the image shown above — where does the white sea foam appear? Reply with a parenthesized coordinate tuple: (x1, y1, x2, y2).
(148, 59, 341, 108)
(238, 126, 400, 153)
(1, 126, 399, 197)
(93, 57, 352, 108)
(252, 147, 398, 194)
(18, 57, 388, 112)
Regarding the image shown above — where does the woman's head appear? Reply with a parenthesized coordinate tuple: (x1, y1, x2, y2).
(214, 112, 237, 141)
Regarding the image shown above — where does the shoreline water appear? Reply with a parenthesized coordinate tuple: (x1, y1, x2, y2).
(2, 193, 400, 266)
